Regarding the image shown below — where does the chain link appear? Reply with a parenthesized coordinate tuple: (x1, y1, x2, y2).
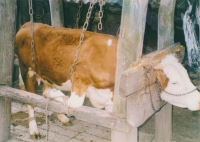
(98, 0, 103, 30)
(70, 1, 94, 82)
(75, 0, 83, 28)
(143, 65, 165, 112)
(28, 0, 35, 69)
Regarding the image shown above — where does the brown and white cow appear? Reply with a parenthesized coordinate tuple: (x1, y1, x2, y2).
(15, 22, 117, 139)
(15, 22, 199, 139)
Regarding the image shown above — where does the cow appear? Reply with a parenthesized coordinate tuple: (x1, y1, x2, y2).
(15, 22, 199, 139)
(15, 22, 117, 139)
(154, 54, 199, 111)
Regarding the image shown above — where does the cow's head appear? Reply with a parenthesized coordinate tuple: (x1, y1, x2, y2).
(154, 54, 199, 111)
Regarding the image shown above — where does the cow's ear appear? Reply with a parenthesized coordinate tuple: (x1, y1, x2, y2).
(154, 63, 164, 70)
(154, 69, 169, 91)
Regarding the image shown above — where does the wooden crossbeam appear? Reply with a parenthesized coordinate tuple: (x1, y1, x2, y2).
(0, 86, 131, 133)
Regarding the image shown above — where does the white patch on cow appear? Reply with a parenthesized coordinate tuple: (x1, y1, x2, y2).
(86, 86, 113, 112)
(56, 114, 70, 123)
(27, 105, 39, 136)
(18, 68, 25, 90)
(107, 39, 112, 47)
(28, 67, 35, 77)
(43, 88, 66, 103)
(68, 92, 85, 108)
(55, 80, 72, 91)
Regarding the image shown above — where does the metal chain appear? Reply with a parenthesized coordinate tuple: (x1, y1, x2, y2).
(98, 0, 103, 30)
(75, 0, 83, 28)
(28, 0, 35, 69)
(70, 1, 94, 82)
(143, 65, 157, 111)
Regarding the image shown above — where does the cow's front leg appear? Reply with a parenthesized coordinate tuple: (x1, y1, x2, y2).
(43, 87, 72, 126)
(19, 68, 41, 139)
(27, 104, 41, 139)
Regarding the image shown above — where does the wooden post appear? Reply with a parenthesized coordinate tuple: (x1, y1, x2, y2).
(155, 103, 172, 142)
(112, 0, 148, 141)
(0, 0, 17, 141)
(155, 0, 175, 141)
(49, 0, 64, 27)
(157, 0, 175, 50)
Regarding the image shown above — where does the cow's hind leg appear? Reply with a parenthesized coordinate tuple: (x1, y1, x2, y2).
(19, 68, 41, 139)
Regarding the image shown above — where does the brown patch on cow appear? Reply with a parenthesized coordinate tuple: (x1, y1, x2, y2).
(155, 69, 169, 90)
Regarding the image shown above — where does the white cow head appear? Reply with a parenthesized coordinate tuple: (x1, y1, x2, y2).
(154, 54, 199, 111)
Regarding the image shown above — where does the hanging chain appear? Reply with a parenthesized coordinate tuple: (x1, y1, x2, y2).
(75, 0, 83, 28)
(98, 0, 103, 30)
(70, 1, 94, 82)
(28, 0, 35, 69)
(143, 65, 160, 112)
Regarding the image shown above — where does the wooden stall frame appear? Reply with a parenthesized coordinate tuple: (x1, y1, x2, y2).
(0, 0, 180, 142)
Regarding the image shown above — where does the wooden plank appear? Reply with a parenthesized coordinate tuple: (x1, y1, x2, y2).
(111, 127, 137, 142)
(154, 103, 172, 142)
(0, 0, 16, 141)
(158, 0, 176, 49)
(0, 86, 130, 133)
(120, 43, 184, 97)
(49, 0, 64, 27)
(113, 0, 149, 119)
(126, 84, 164, 127)
(155, 0, 176, 141)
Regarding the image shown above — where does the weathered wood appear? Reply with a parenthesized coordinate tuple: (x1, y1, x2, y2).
(111, 127, 138, 142)
(0, 0, 16, 141)
(154, 103, 172, 142)
(158, 0, 176, 49)
(0, 86, 130, 133)
(155, 0, 176, 141)
(113, 0, 148, 119)
(120, 43, 184, 97)
(126, 84, 164, 127)
(49, 0, 64, 27)
(123, 43, 184, 127)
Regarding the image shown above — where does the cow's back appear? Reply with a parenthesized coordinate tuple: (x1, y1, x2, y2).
(15, 22, 117, 90)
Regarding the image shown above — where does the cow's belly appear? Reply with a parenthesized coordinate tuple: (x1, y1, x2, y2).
(86, 86, 113, 109)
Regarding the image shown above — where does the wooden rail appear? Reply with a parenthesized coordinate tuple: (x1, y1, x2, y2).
(0, 86, 130, 133)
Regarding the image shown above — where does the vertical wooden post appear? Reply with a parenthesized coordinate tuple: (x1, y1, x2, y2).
(49, 0, 64, 27)
(112, 0, 148, 141)
(155, 0, 175, 141)
(155, 104, 172, 142)
(157, 0, 175, 50)
(0, 0, 17, 141)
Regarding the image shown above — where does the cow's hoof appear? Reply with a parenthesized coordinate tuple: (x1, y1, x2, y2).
(30, 133, 41, 140)
(62, 120, 73, 126)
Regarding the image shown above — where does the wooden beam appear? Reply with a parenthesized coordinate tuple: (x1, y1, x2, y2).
(120, 43, 184, 97)
(49, 0, 64, 27)
(0, 86, 131, 133)
(155, 103, 172, 142)
(113, 0, 148, 119)
(158, 0, 176, 49)
(0, 0, 16, 141)
(122, 44, 184, 127)
(155, 0, 176, 141)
